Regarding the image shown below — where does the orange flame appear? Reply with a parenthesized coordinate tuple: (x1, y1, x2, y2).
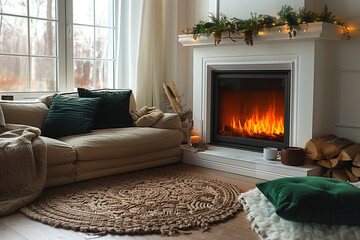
(227, 104, 284, 137)
(220, 92, 284, 140)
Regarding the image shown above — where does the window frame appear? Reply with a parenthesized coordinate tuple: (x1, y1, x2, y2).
(0, 0, 116, 99)
(68, 0, 116, 91)
(0, 0, 62, 98)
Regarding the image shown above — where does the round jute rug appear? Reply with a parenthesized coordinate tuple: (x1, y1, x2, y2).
(20, 167, 242, 236)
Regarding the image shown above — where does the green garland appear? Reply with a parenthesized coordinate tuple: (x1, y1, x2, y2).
(184, 5, 350, 46)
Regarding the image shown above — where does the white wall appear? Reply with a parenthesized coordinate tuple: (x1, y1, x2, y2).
(164, 0, 178, 104)
(218, 0, 360, 27)
(307, 0, 360, 141)
(334, 38, 360, 142)
(305, 0, 360, 27)
(313, 40, 339, 137)
(194, 0, 210, 22)
(175, 0, 195, 111)
(219, 0, 305, 19)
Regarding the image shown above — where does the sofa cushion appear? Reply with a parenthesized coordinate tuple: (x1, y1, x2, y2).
(42, 94, 101, 138)
(76, 149, 181, 182)
(77, 147, 182, 173)
(59, 127, 183, 161)
(0, 102, 48, 129)
(78, 88, 134, 129)
(46, 163, 76, 188)
(41, 136, 76, 166)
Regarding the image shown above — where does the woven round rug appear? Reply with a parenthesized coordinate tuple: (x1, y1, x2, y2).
(20, 167, 242, 236)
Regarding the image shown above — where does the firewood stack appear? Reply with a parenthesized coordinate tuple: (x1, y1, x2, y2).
(305, 135, 360, 182)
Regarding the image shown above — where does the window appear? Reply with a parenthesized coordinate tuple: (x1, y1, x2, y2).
(0, 0, 58, 92)
(72, 0, 114, 90)
(0, 0, 115, 93)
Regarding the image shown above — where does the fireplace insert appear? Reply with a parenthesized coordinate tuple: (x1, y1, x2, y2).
(211, 70, 290, 150)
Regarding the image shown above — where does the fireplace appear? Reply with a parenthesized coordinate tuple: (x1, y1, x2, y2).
(210, 70, 291, 150)
(178, 24, 340, 179)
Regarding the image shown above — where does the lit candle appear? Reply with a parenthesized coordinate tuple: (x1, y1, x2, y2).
(190, 136, 200, 144)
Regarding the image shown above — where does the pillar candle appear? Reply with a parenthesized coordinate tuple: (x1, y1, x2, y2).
(190, 136, 200, 144)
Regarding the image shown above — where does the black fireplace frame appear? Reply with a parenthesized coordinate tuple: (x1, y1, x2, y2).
(210, 70, 291, 150)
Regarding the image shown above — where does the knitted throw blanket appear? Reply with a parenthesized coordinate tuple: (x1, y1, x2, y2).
(131, 106, 164, 127)
(0, 124, 47, 216)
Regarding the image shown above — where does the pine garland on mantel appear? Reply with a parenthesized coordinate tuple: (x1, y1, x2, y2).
(183, 5, 350, 46)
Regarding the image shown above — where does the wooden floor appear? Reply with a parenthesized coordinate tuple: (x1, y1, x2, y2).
(0, 163, 264, 240)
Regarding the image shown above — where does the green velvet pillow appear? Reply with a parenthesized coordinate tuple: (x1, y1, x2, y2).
(42, 94, 100, 138)
(77, 88, 134, 129)
(256, 177, 360, 226)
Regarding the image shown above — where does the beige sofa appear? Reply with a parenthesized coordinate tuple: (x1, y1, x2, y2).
(0, 92, 183, 188)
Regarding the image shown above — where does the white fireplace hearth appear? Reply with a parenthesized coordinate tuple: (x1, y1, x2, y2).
(182, 146, 323, 180)
(179, 22, 344, 180)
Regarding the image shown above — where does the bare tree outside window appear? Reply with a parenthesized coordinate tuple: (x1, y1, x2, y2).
(0, 0, 57, 92)
(73, 0, 114, 90)
(0, 0, 115, 93)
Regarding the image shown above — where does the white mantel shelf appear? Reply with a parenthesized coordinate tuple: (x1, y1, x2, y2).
(179, 22, 343, 47)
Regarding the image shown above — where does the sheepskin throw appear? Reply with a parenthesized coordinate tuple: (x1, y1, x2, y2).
(238, 182, 360, 240)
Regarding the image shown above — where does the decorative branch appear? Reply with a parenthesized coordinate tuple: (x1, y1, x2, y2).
(163, 81, 193, 124)
(277, 5, 300, 39)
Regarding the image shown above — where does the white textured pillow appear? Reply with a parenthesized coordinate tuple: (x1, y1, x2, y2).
(0, 105, 5, 128)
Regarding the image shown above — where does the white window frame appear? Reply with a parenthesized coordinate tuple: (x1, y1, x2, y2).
(0, 0, 116, 100)
(66, 0, 116, 92)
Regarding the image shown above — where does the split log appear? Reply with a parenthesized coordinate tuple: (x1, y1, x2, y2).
(353, 153, 360, 167)
(320, 138, 353, 159)
(316, 159, 351, 169)
(351, 166, 360, 177)
(317, 160, 332, 169)
(322, 169, 332, 178)
(345, 168, 359, 182)
(336, 143, 360, 161)
(304, 135, 336, 160)
(332, 169, 349, 181)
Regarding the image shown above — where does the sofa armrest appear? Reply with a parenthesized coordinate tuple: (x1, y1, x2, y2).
(0, 101, 48, 129)
(152, 113, 182, 130)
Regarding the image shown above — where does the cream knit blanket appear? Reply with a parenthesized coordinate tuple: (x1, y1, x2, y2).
(131, 106, 164, 127)
(0, 124, 47, 216)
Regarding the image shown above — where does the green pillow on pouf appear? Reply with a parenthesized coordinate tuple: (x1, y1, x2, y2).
(77, 88, 133, 129)
(256, 177, 360, 226)
(42, 94, 101, 138)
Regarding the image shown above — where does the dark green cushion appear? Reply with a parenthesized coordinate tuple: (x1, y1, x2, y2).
(256, 177, 360, 226)
(77, 88, 133, 129)
(42, 94, 100, 138)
